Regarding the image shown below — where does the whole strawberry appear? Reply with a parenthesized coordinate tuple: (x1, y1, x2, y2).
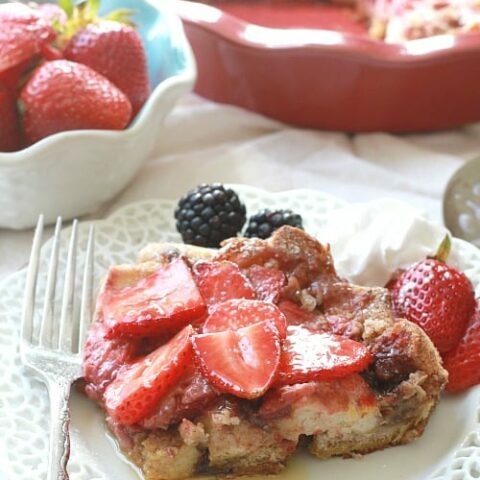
(64, 20, 150, 116)
(390, 236, 475, 354)
(0, 82, 22, 152)
(0, 3, 55, 74)
(443, 304, 480, 392)
(20, 60, 132, 144)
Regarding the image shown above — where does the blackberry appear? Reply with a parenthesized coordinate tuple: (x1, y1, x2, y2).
(244, 209, 303, 239)
(175, 183, 247, 248)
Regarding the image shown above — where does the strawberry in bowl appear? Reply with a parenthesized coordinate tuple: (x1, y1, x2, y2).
(20, 60, 133, 144)
(63, 18, 151, 117)
(0, 0, 195, 229)
(1, 0, 151, 148)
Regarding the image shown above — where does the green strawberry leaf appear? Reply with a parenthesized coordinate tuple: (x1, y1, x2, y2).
(433, 235, 451, 263)
(58, 0, 74, 18)
(104, 8, 137, 27)
(56, 0, 137, 46)
(86, 0, 100, 20)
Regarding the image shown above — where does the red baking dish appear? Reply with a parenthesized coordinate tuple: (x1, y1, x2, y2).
(174, 0, 480, 133)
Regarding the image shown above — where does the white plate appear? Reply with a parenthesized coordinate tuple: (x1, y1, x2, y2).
(2, 185, 480, 480)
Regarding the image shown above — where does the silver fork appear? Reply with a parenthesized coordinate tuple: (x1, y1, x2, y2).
(20, 216, 95, 480)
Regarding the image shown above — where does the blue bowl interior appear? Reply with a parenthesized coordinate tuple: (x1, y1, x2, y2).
(100, 0, 190, 89)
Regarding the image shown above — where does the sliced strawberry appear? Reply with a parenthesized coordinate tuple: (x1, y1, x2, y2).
(443, 305, 480, 393)
(275, 326, 373, 386)
(278, 300, 319, 326)
(245, 265, 286, 303)
(192, 260, 256, 307)
(202, 299, 287, 340)
(192, 321, 281, 399)
(141, 367, 218, 429)
(82, 322, 138, 402)
(103, 259, 206, 339)
(104, 325, 194, 425)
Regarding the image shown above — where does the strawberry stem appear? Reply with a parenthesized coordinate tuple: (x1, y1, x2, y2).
(58, 0, 74, 18)
(433, 235, 451, 263)
(86, 0, 100, 19)
(55, 0, 136, 47)
(104, 9, 136, 27)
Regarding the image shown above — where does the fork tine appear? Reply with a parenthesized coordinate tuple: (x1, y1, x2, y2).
(21, 215, 44, 344)
(78, 224, 95, 354)
(58, 219, 78, 352)
(39, 217, 62, 348)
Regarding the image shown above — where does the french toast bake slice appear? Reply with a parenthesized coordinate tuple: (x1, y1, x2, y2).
(84, 227, 447, 480)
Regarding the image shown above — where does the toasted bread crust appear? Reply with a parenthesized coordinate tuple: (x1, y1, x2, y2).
(95, 227, 447, 480)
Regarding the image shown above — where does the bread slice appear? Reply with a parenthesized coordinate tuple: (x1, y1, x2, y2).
(87, 227, 447, 480)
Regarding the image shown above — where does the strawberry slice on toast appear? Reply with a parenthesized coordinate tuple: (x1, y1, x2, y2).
(193, 321, 281, 399)
(202, 298, 287, 339)
(245, 265, 286, 303)
(101, 259, 206, 339)
(105, 325, 194, 425)
(192, 260, 256, 307)
(276, 326, 373, 386)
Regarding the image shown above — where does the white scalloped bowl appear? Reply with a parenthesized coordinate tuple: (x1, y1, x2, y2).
(0, 0, 196, 230)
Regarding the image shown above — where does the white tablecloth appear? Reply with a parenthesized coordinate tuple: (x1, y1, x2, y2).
(2, 93, 480, 279)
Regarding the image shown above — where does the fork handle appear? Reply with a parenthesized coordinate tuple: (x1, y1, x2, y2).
(47, 378, 72, 480)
